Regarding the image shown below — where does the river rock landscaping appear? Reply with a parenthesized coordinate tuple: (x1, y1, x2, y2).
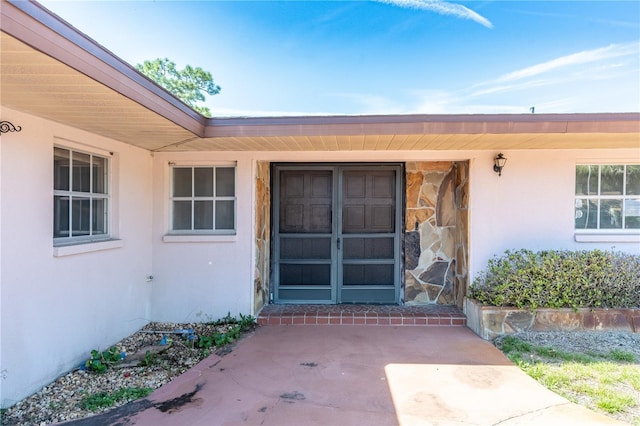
(1, 316, 256, 426)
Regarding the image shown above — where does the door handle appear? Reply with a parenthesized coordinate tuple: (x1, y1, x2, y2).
(337, 237, 341, 250)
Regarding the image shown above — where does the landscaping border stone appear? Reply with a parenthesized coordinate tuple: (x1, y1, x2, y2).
(464, 297, 640, 340)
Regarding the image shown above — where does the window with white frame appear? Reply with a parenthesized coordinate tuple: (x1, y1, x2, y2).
(170, 166, 236, 233)
(54, 147, 110, 244)
(575, 164, 640, 231)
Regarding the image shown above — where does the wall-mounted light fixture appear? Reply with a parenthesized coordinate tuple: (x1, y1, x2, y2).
(493, 153, 507, 176)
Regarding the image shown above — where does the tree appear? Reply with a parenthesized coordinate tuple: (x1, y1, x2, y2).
(135, 58, 220, 117)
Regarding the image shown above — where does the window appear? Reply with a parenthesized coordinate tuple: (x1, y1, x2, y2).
(575, 164, 640, 231)
(170, 166, 236, 233)
(54, 147, 110, 244)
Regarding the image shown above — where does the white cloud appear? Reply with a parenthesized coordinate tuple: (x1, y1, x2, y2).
(376, 0, 493, 28)
(459, 41, 640, 111)
(492, 42, 639, 84)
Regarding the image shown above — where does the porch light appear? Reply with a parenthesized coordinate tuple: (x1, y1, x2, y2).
(493, 153, 507, 176)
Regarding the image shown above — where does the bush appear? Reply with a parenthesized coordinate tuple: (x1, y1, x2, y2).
(468, 249, 640, 310)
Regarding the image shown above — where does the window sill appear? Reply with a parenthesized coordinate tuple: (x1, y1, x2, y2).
(574, 232, 640, 243)
(53, 239, 124, 257)
(163, 234, 237, 243)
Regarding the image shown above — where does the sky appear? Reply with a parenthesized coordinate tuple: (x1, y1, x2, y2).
(38, 0, 640, 117)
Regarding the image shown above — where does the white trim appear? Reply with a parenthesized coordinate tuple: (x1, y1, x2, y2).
(53, 239, 124, 257)
(574, 232, 640, 243)
(168, 160, 237, 167)
(169, 164, 237, 232)
(162, 234, 237, 243)
(54, 137, 113, 158)
(53, 144, 115, 244)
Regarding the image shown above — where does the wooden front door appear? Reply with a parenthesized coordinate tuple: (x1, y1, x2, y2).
(273, 164, 402, 304)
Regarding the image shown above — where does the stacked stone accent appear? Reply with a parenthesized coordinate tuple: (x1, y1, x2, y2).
(453, 161, 470, 308)
(465, 298, 640, 340)
(254, 161, 270, 313)
(404, 161, 469, 307)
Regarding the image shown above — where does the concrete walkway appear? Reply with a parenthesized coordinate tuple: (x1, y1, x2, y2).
(68, 326, 625, 425)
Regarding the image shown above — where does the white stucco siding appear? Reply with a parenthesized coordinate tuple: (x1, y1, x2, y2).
(150, 154, 254, 322)
(469, 148, 640, 280)
(0, 108, 153, 408)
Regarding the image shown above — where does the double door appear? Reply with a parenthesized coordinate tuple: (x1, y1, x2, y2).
(273, 164, 402, 304)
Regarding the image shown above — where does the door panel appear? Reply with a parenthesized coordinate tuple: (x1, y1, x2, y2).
(339, 169, 398, 303)
(275, 168, 335, 303)
(274, 165, 401, 304)
(342, 171, 395, 233)
(280, 171, 332, 233)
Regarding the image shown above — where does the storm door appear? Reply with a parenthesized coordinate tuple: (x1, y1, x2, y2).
(273, 164, 401, 304)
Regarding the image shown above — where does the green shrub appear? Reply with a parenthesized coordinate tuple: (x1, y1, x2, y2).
(85, 347, 122, 373)
(469, 249, 640, 309)
(196, 313, 256, 351)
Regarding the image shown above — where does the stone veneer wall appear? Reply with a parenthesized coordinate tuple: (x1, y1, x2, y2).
(254, 161, 270, 314)
(454, 161, 470, 308)
(404, 161, 469, 307)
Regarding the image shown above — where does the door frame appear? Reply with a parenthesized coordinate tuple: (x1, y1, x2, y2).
(271, 162, 404, 304)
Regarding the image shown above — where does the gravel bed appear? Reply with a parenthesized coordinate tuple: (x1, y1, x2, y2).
(494, 331, 640, 360)
(1, 328, 638, 425)
(1, 322, 243, 426)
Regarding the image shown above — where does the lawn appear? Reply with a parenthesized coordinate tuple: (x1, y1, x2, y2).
(496, 335, 640, 425)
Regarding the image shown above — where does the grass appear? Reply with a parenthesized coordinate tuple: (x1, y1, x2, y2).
(80, 387, 153, 411)
(497, 336, 640, 425)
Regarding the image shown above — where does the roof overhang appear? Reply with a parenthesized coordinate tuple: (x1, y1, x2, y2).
(2, 0, 639, 152)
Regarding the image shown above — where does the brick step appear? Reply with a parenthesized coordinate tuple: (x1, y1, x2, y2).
(257, 304, 466, 326)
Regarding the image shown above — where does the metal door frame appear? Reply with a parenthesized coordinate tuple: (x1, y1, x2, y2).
(272, 163, 403, 304)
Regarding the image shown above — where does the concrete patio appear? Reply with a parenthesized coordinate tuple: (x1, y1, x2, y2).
(62, 325, 624, 426)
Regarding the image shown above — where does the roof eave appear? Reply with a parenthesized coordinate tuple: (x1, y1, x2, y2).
(204, 113, 640, 138)
(1, 0, 206, 136)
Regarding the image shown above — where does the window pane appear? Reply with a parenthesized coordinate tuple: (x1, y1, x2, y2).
(54, 195, 70, 237)
(216, 167, 235, 196)
(575, 198, 597, 229)
(194, 200, 213, 229)
(92, 199, 107, 235)
(600, 199, 622, 229)
(173, 168, 192, 197)
(71, 197, 90, 236)
(575, 165, 598, 196)
(627, 165, 640, 196)
(92, 156, 107, 194)
(54, 148, 70, 191)
(173, 200, 192, 230)
(600, 165, 624, 195)
(194, 168, 214, 197)
(72, 152, 91, 192)
(625, 199, 640, 229)
(215, 200, 235, 229)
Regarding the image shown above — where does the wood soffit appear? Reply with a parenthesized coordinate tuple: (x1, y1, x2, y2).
(1, 0, 639, 152)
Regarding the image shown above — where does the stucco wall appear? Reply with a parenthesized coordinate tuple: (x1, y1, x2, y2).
(0, 108, 153, 408)
(468, 149, 640, 280)
(149, 153, 254, 322)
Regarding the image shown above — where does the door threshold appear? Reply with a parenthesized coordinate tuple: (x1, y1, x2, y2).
(257, 304, 466, 326)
